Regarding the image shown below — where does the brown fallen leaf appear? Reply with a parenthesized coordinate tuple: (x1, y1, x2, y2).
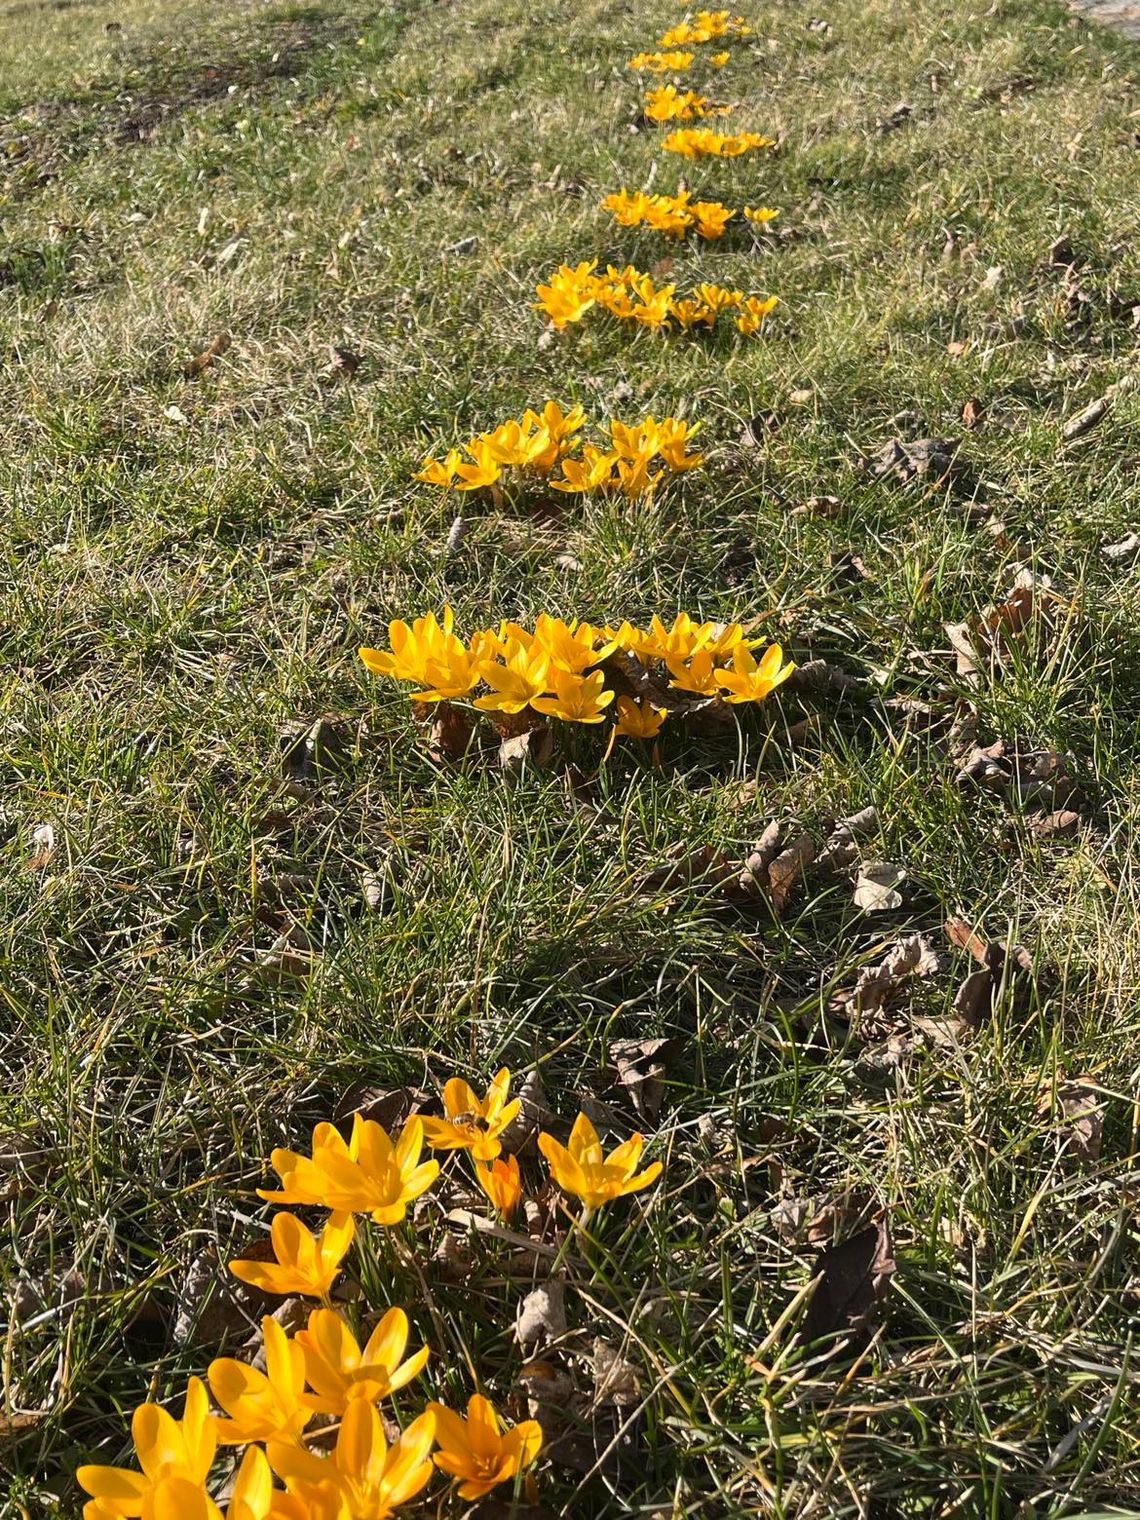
(592, 1339, 641, 1408)
(817, 805, 878, 874)
(255, 920, 316, 981)
(332, 1084, 427, 1135)
(853, 860, 906, 912)
(638, 843, 733, 895)
(828, 933, 939, 1027)
(281, 717, 353, 783)
(785, 659, 866, 698)
(501, 1068, 557, 1156)
(1028, 808, 1080, 839)
(609, 1036, 677, 1123)
(1038, 1077, 1103, 1166)
(767, 834, 815, 914)
(423, 702, 477, 763)
(791, 494, 843, 518)
(325, 344, 362, 381)
(183, 331, 231, 378)
(948, 926, 1035, 1026)
(960, 396, 985, 429)
(500, 724, 553, 772)
(801, 1218, 895, 1352)
(515, 1281, 567, 1348)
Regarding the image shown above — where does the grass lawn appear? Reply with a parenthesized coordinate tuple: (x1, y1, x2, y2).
(3, 0, 1140, 1513)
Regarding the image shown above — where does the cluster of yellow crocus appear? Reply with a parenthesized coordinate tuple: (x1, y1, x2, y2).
(662, 125, 774, 157)
(413, 407, 702, 500)
(602, 187, 776, 240)
(629, 48, 709, 71)
(660, 9, 752, 45)
(359, 609, 795, 731)
(77, 1072, 660, 1519)
(536, 259, 777, 337)
(643, 84, 728, 122)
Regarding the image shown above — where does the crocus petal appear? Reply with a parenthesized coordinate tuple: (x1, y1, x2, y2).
(145, 1477, 221, 1520)
(229, 1444, 274, 1515)
(624, 1161, 664, 1193)
(502, 1419, 544, 1469)
(441, 1078, 481, 1122)
(605, 1135, 645, 1180)
(386, 1344, 431, 1393)
(76, 1465, 149, 1509)
(131, 1405, 187, 1481)
(427, 1401, 475, 1460)
(567, 1112, 604, 1167)
(361, 1307, 408, 1371)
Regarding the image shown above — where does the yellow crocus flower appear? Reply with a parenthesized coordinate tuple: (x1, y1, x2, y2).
(474, 1155, 522, 1219)
(139, 1446, 275, 1520)
(260, 1115, 439, 1224)
(77, 1377, 217, 1519)
(531, 668, 616, 724)
(614, 696, 667, 739)
(539, 1113, 662, 1215)
(715, 642, 795, 702)
(474, 639, 551, 714)
(735, 294, 778, 335)
(297, 1307, 429, 1416)
(229, 1211, 354, 1301)
(429, 1394, 542, 1500)
(208, 1317, 311, 1447)
(269, 1402, 436, 1520)
(421, 1067, 521, 1160)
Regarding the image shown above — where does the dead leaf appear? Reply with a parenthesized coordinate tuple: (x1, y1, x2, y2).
(516, 1281, 567, 1348)
(1061, 393, 1111, 442)
(255, 920, 316, 980)
(944, 916, 990, 963)
(960, 396, 985, 429)
(500, 724, 553, 773)
(785, 659, 865, 698)
(174, 1242, 271, 1348)
(325, 345, 361, 381)
(944, 622, 980, 682)
(1028, 808, 1080, 839)
(866, 436, 965, 489)
(828, 933, 939, 1027)
(27, 822, 55, 871)
(281, 717, 353, 783)
(801, 1218, 895, 1351)
(1103, 532, 1140, 564)
(638, 843, 733, 895)
(949, 930, 1035, 1026)
(791, 494, 842, 518)
(183, 331, 231, 378)
(444, 516, 465, 556)
(876, 102, 912, 134)
(592, 1339, 640, 1407)
(767, 834, 815, 914)
(332, 1084, 426, 1135)
(853, 861, 906, 912)
(609, 1037, 676, 1123)
(501, 1068, 556, 1156)
(818, 805, 878, 874)
(0, 1409, 50, 1438)
(1038, 1077, 1103, 1166)
(426, 702, 476, 763)
(740, 411, 781, 446)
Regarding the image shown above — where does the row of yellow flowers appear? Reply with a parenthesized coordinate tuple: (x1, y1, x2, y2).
(358, 609, 795, 727)
(536, 259, 776, 335)
(412, 402, 702, 500)
(600, 187, 775, 240)
(78, 1075, 660, 1519)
